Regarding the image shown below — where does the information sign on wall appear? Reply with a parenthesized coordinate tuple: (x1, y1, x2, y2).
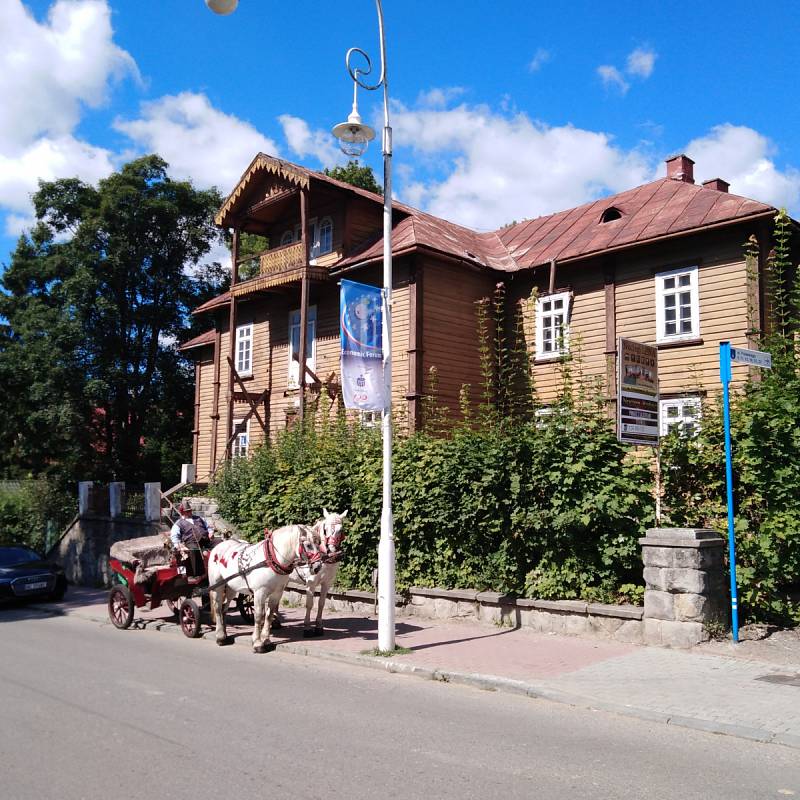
(618, 338, 659, 446)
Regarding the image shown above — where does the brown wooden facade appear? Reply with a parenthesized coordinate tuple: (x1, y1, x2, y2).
(181, 152, 786, 482)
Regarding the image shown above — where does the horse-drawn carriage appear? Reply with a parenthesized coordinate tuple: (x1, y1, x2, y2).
(106, 509, 347, 650)
(106, 533, 253, 638)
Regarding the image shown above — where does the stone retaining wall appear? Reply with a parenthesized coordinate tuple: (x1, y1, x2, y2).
(281, 584, 645, 644)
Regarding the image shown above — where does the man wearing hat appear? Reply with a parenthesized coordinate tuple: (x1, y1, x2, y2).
(170, 502, 209, 576)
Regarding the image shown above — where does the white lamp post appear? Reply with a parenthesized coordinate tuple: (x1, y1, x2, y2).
(206, 0, 396, 652)
(332, 2, 395, 653)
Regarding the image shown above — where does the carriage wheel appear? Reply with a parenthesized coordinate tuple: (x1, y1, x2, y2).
(108, 585, 134, 630)
(236, 593, 255, 625)
(179, 598, 202, 639)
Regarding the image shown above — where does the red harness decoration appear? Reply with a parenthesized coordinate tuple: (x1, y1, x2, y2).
(262, 530, 294, 575)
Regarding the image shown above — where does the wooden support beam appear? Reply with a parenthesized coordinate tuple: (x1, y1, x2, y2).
(210, 328, 222, 471)
(226, 226, 241, 461)
(245, 187, 299, 217)
(192, 361, 200, 466)
(298, 187, 310, 422)
(222, 388, 270, 458)
(407, 259, 424, 430)
(603, 262, 617, 405)
(226, 356, 268, 434)
(548, 258, 557, 294)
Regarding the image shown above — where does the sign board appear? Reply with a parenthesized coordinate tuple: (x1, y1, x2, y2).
(730, 346, 772, 369)
(618, 338, 659, 446)
(340, 279, 387, 412)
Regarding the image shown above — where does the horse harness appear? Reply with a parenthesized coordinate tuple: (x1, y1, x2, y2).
(208, 528, 317, 594)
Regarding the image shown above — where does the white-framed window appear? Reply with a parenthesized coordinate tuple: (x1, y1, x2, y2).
(535, 291, 571, 359)
(280, 229, 294, 247)
(288, 305, 317, 386)
(659, 396, 702, 436)
(317, 216, 333, 256)
(232, 418, 250, 458)
(534, 405, 554, 428)
(656, 266, 699, 343)
(235, 323, 253, 376)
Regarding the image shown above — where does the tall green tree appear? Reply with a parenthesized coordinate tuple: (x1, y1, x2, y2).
(0, 155, 224, 485)
(324, 161, 382, 194)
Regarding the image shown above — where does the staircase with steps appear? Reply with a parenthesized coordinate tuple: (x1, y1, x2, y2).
(182, 496, 242, 539)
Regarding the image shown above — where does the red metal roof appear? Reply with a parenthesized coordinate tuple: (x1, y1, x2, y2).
(179, 328, 217, 350)
(192, 291, 230, 315)
(196, 160, 780, 314)
(497, 178, 774, 268)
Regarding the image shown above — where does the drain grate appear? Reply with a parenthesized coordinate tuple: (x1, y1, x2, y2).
(756, 673, 800, 687)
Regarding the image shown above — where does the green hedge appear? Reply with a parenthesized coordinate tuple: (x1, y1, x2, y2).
(212, 405, 653, 603)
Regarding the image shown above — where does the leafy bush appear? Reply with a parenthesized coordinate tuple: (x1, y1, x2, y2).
(0, 481, 74, 553)
(661, 211, 800, 625)
(212, 335, 653, 601)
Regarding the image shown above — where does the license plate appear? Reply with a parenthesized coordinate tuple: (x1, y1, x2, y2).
(27, 581, 48, 590)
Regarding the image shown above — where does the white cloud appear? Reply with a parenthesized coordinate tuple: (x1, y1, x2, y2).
(528, 48, 551, 73)
(0, 0, 138, 154)
(597, 65, 629, 94)
(114, 93, 280, 190)
(391, 102, 651, 229)
(416, 87, 467, 108)
(0, 135, 115, 216)
(685, 124, 800, 211)
(626, 47, 657, 79)
(278, 115, 341, 168)
(4, 213, 35, 238)
(598, 47, 657, 95)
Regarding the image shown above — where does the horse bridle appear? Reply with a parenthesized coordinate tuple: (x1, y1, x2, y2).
(316, 517, 346, 564)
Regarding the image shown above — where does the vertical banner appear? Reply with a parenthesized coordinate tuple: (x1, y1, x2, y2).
(618, 337, 659, 446)
(340, 279, 387, 411)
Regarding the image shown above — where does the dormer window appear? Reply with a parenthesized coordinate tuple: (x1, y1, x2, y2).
(600, 206, 622, 223)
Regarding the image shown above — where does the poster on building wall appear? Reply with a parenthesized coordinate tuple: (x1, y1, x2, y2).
(340, 279, 387, 411)
(618, 337, 659, 446)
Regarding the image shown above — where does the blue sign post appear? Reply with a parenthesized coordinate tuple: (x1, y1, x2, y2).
(719, 341, 772, 643)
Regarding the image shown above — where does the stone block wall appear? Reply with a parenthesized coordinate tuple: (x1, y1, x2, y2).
(640, 528, 727, 648)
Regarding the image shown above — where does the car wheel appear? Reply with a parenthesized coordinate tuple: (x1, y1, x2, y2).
(108, 584, 134, 630)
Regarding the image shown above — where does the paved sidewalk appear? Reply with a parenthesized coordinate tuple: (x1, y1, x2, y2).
(37, 587, 800, 750)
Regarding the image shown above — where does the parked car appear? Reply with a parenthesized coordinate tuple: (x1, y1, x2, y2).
(0, 545, 67, 603)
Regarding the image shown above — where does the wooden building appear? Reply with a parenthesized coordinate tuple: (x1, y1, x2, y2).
(181, 152, 782, 480)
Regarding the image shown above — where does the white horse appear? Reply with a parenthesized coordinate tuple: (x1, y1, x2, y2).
(208, 524, 321, 653)
(292, 509, 348, 637)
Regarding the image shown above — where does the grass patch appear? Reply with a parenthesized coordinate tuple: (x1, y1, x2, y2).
(361, 646, 412, 657)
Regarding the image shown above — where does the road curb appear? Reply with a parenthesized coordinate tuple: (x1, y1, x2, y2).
(31, 601, 799, 752)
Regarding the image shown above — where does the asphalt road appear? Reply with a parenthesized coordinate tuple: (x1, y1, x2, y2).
(1, 605, 799, 800)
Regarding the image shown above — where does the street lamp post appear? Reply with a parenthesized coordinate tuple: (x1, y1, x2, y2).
(332, 2, 395, 653)
(205, 0, 396, 652)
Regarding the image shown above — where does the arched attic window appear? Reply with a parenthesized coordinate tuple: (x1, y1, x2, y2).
(600, 206, 623, 223)
(280, 230, 294, 246)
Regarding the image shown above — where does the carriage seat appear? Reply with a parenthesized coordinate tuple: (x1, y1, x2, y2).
(110, 534, 172, 584)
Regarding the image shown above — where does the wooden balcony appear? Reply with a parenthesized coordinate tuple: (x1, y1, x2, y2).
(230, 240, 329, 298)
(260, 241, 305, 276)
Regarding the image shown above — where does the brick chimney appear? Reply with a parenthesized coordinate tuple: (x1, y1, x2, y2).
(666, 154, 695, 184)
(701, 178, 730, 193)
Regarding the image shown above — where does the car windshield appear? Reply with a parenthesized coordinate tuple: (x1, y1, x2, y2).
(0, 547, 40, 566)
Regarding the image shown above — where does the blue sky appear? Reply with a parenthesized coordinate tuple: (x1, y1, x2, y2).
(2, 0, 799, 270)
